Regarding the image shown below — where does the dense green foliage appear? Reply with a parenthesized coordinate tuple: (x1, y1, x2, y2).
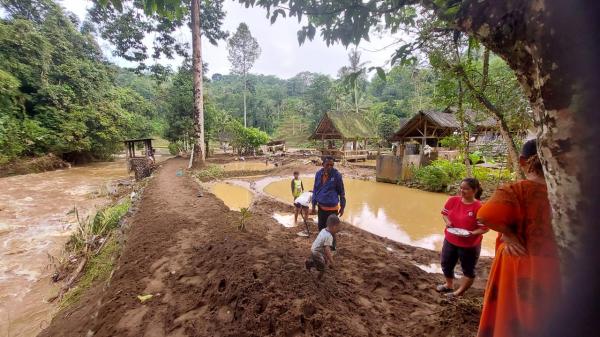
(414, 159, 511, 192)
(1, 0, 533, 167)
(0, 0, 157, 163)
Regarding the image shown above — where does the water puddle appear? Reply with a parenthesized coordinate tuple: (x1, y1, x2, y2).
(0, 160, 131, 337)
(220, 161, 274, 172)
(414, 263, 444, 274)
(210, 183, 253, 211)
(261, 177, 495, 256)
(272, 212, 317, 228)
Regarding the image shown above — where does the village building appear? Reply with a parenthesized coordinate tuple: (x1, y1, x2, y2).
(377, 108, 500, 183)
(124, 138, 155, 180)
(309, 111, 378, 161)
(264, 140, 286, 153)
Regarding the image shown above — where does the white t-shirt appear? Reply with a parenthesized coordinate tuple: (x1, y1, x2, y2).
(311, 228, 334, 258)
(294, 191, 312, 207)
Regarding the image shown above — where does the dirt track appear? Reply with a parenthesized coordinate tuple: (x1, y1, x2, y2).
(40, 158, 487, 337)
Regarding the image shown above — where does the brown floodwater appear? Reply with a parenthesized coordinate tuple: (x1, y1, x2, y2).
(0, 160, 134, 337)
(220, 161, 274, 172)
(262, 177, 496, 256)
(211, 183, 253, 211)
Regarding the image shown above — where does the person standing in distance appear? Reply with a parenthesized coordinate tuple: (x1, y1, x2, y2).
(311, 156, 346, 249)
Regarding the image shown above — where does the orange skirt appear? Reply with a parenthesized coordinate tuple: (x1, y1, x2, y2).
(477, 243, 561, 337)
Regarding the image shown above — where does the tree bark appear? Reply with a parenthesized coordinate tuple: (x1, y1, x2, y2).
(446, 2, 600, 300)
(354, 81, 359, 114)
(243, 72, 247, 127)
(456, 78, 472, 178)
(191, 0, 205, 167)
(481, 47, 490, 92)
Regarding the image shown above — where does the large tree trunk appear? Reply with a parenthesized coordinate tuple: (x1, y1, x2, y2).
(191, 0, 205, 167)
(450, 1, 599, 334)
(243, 72, 247, 127)
(453, 0, 593, 267)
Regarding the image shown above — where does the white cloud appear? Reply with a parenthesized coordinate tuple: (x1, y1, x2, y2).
(59, 0, 407, 79)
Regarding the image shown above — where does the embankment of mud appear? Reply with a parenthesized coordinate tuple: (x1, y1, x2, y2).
(0, 154, 71, 177)
(39, 158, 490, 337)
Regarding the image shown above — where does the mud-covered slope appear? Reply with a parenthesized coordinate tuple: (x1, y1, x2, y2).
(40, 158, 488, 337)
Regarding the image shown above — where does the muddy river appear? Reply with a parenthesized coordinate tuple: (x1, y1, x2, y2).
(0, 160, 132, 337)
(261, 177, 496, 256)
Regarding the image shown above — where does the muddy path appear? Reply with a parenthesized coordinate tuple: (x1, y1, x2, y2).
(40, 158, 487, 337)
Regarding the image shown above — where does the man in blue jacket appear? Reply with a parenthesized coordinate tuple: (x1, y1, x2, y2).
(311, 157, 346, 242)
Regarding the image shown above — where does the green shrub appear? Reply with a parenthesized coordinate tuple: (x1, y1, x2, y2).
(431, 159, 465, 181)
(439, 135, 462, 149)
(68, 199, 131, 252)
(196, 164, 224, 180)
(168, 142, 181, 155)
(415, 165, 451, 191)
(414, 159, 513, 191)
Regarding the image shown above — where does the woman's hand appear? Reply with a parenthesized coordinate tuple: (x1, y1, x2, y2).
(501, 232, 527, 256)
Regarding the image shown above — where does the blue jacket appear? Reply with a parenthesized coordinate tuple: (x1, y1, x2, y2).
(312, 168, 346, 209)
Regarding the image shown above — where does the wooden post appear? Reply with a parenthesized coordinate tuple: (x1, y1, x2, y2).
(125, 142, 130, 171)
(420, 120, 427, 166)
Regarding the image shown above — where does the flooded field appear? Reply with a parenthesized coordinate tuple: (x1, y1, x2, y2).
(262, 177, 496, 256)
(220, 161, 274, 172)
(211, 183, 253, 211)
(0, 160, 132, 337)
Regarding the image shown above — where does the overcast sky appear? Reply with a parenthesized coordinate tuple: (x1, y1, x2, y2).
(59, 0, 407, 79)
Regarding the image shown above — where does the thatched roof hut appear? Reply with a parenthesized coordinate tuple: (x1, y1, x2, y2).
(310, 111, 378, 161)
(310, 111, 378, 141)
(390, 108, 496, 143)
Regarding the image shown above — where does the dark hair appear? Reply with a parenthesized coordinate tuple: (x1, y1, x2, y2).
(322, 156, 334, 164)
(326, 214, 340, 226)
(462, 178, 483, 200)
(521, 139, 544, 176)
(293, 171, 299, 175)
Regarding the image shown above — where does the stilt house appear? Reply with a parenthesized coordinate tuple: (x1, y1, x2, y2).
(310, 111, 378, 161)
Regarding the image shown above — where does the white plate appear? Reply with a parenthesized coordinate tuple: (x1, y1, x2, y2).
(447, 227, 471, 237)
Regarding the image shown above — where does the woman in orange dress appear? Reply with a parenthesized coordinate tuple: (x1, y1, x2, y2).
(476, 139, 561, 337)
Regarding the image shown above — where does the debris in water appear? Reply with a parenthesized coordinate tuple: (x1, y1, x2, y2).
(137, 294, 154, 303)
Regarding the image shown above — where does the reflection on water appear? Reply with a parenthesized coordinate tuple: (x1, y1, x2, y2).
(272, 212, 317, 228)
(262, 178, 495, 256)
(415, 263, 444, 274)
(0, 160, 131, 337)
(220, 161, 274, 172)
(211, 183, 253, 211)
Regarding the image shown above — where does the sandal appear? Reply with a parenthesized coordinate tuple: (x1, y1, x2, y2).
(436, 284, 453, 293)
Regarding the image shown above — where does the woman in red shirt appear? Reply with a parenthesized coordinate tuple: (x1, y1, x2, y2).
(436, 178, 488, 297)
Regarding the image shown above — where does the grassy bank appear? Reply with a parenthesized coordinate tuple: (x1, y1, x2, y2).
(57, 198, 132, 309)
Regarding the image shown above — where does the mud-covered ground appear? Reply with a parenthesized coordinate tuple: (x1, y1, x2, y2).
(39, 157, 490, 337)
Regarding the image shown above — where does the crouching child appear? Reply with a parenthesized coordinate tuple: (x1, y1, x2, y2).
(305, 214, 341, 279)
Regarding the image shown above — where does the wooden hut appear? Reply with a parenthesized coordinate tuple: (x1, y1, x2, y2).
(124, 138, 155, 180)
(309, 111, 378, 161)
(265, 140, 286, 153)
(390, 108, 496, 158)
(376, 109, 497, 182)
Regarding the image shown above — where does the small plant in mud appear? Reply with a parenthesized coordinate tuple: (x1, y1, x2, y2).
(67, 199, 131, 253)
(195, 164, 225, 181)
(238, 208, 251, 231)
